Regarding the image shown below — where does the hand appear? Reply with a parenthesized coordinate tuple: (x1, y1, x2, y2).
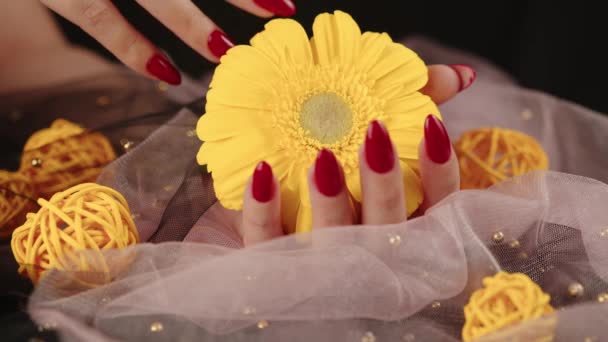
(40, 0, 296, 85)
(198, 64, 474, 246)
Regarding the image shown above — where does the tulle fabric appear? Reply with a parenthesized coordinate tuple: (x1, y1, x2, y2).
(26, 37, 608, 341)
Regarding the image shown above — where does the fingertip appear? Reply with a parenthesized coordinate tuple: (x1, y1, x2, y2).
(421, 64, 476, 104)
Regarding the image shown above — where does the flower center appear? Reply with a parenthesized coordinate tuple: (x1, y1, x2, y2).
(299, 92, 353, 144)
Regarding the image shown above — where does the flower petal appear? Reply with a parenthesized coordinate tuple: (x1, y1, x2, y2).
(295, 203, 313, 233)
(368, 42, 428, 97)
(197, 110, 273, 142)
(345, 167, 362, 202)
(251, 18, 313, 66)
(311, 11, 361, 65)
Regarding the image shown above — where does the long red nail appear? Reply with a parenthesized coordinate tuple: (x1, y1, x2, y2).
(448, 64, 476, 91)
(208, 30, 235, 59)
(424, 114, 452, 164)
(314, 149, 343, 197)
(252, 161, 274, 202)
(365, 120, 395, 174)
(146, 53, 181, 85)
(253, 0, 296, 16)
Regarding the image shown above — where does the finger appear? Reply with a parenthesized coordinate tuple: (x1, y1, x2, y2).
(421, 64, 477, 104)
(135, 0, 235, 62)
(360, 121, 407, 225)
(241, 162, 283, 246)
(226, 0, 296, 18)
(309, 149, 353, 229)
(40, 0, 181, 85)
(418, 114, 460, 212)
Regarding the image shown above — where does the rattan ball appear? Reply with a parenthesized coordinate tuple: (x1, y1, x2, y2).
(11, 183, 139, 284)
(0, 171, 37, 239)
(19, 119, 116, 199)
(454, 128, 549, 189)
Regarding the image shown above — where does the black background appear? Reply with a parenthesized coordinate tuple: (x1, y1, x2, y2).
(54, 0, 607, 114)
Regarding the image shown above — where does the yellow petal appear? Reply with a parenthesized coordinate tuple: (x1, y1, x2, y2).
(207, 46, 284, 111)
(251, 19, 313, 66)
(197, 110, 273, 142)
(368, 42, 428, 97)
(345, 167, 362, 202)
(400, 160, 424, 216)
(357, 32, 392, 73)
(311, 11, 361, 65)
(295, 203, 313, 233)
(280, 185, 300, 235)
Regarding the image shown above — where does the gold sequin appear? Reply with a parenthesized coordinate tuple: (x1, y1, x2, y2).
(120, 139, 134, 152)
(508, 239, 520, 248)
(388, 233, 402, 246)
(38, 322, 57, 332)
(131, 213, 141, 220)
(245, 275, 257, 281)
(96, 95, 111, 107)
(520, 109, 534, 120)
(431, 301, 441, 309)
(402, 333, 416, 342)
(600, 228, 608, 237)
(584, 337, 598, 342)
(257, 320, 269, 329)
(492, 231, 504, 243)
(157, 82, 169, 92)
(163, 185, 174, 192)
(361, 331, 376, 342)
(568, 282, 584, 297)
(186, 129, 197, 137)
(597, 292, 608, 303)
(31, 158, 42, 168)
(242, 306, 257, 315)
(99, 297, 110, 304)
(517, 252, 528, 260)
(150, 321, 164, 332)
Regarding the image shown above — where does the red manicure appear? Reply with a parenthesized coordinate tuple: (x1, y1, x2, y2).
(252, 161, 274, 202)
(424, 114, 452, 164)
(146, 53, 181, 85)
(448, 64, 476, 91)
(314, 149, 343, 197)
(253, 0, 296, 16)
(208, 30, 235, 59)
(365, 120, 395, 174)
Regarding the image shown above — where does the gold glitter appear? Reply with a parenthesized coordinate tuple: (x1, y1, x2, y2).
(257, 320, 269, 329)
(584, 337, 598, 342)
(99, 297, 110, 304)
(568, 282, 584, 297)
(96, 95, 111, 107)
(186, 129, 197, 137)
(131, 213, 141, 220)
(120, 139, 134, 152)
(31, 158, 42, 168)
(150, 321, 164, 332)
(361, 331, 376, 342)
(431, 301, 441, 309)
(597, 292, 608, 303)
(520, 109, 534, 120)
(242, 306, 257, 315)
(517, 252, 528, 260)
(163, 185, 174, 192)
(245, 275, 257, 281)
(600, 228, 608, 237)
(388, 233, 402, 246)
(492, 231, 504, 243)
(508, 239, 520, 248)
(402, 333, 416, 342)
(157, 82, 169, 92)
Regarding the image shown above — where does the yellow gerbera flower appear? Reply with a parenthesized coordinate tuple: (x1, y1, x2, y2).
(197, 11, 440, 233)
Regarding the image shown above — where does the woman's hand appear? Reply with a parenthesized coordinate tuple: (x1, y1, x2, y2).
(199, 64, 474, 246)
(40, 0, 296, 85)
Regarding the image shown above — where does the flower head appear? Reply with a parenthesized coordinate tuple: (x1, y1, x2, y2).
(197, 11, 439, 232)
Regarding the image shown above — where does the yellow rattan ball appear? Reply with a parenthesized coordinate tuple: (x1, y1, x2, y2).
(462, 272, 554, 341)
(19, 119, 116, 199)
(0, 171, 37, 239)
(454, 128, 549, 189)
(11, 183, 139, 284)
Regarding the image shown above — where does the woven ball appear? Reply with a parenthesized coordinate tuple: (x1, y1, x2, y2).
(0, 171, 37, 239)
(19, 119, 116, 199)
(11, 183, 139, 284)
(454, 127, 549, 189)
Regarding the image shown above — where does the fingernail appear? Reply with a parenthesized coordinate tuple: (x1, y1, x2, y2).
(253, 0, 296, 16)
(448, 64, 476, 91)
(146, 53, 181, 85)
(365, 120, 395, 174)
(314, 149, 343, 197)
(252, 161, 274, 202)
(424, 114, 452, 164)
(208, 30, 235, 59)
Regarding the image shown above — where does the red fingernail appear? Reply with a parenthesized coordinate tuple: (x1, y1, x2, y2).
(424, 114, 452, 164)
(208, 30, 235, 59)
(146, 53, 181, 85)
(253, 0, 296, 16)
(252, 161, 274, 202)
(448, 64, 476, 91)
(314, 149, 343, 197)
(365, 120, 395, 174)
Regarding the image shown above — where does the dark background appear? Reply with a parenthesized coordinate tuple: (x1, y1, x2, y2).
(54, 0, 607, 114)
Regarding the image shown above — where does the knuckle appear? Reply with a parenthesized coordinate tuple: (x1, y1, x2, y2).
(80, 0, 112, 30)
